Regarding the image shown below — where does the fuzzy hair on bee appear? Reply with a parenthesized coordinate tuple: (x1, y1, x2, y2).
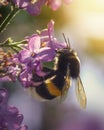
(28, 35, 87, 108)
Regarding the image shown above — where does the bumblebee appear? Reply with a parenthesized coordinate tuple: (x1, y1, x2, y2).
(28, 38, 87, 108)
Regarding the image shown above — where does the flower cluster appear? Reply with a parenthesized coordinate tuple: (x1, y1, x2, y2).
(17, 20, 67, 87)
(0, 88, 27, 130)
(12, 0, 72, 15)
(0, 49, 21, 81)
(0, 20, 67, 88)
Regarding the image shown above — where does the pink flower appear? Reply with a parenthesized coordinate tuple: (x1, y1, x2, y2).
(12, 0, 72, 15)
(12, 0, 47, 15)
(46, 0, 72, 11)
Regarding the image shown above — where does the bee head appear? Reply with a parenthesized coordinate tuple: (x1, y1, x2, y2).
(55, 33, 75, 57)
(55, 48, 75, 58)
(55, 48, 80, 78)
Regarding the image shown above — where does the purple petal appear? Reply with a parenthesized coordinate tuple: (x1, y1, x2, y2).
(47, 20, 55, 38)
(47, 39, 67, 50)
(37, 47, 55, 62)
(0, 89, 8, 99)
(28, 35, 40, 51)
(13, 0, 29, 8)
(19, 50, 31, 63)
(19, 125, 28, 130)
(19, 69, 32, 87)
(0, 88, 8, 104)
(35, 66, 47, 77)
(39, 29, 50, 43)
(0, 88, 27, 129)
(26, 0, 46, 15)
(15, 114, 23, 125)
(8, 106, 18, 115)
(19, 70, 29, 79)
(54, 40, 67, 49)
(27, 3, 41, 15)
(0, 76, 11, 82)
(40, 29, 48, 36)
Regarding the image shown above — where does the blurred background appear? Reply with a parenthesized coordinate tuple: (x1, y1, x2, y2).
(0, 0, 104, 130)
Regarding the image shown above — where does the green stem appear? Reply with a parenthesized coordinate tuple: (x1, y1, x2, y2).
(0, 7, 20, 34)
(10, 40, 27, 45)
(0, 42, 22, 52)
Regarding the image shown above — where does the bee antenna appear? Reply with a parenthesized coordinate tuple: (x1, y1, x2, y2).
(68, 38, 71, 48)
(62, 33, 67, 44)
(62, 33, 71, 48)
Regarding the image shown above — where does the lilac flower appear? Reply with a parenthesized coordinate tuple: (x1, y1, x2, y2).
(0, 88, 27, 130)
(12, 0, 47, 15)
(0, 20, 67, 88)
(12, 0, 72, 15)
(17, 20, 67, 88)
(0, 50, 21, 82)
(18, 34, 55, 74)
(19, 34, 54, 64)
(18, 34, 54, 87)
(39, 20, 67, 58)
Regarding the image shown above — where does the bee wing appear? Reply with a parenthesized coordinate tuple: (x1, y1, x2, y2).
(75, 76, 87, 108)
(61, 65, 71, 100)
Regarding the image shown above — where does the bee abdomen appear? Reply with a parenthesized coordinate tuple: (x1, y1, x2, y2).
(35, 83, 56, 100)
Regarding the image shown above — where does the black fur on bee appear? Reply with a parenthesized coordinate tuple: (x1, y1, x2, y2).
(30, 47, 80, 100)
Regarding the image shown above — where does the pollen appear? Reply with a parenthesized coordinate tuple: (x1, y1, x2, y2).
(31, 52, 36, 57)
(41, 42, 46, 48)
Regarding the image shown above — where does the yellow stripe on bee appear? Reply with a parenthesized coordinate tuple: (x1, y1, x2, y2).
(45, 79, 61, 96)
